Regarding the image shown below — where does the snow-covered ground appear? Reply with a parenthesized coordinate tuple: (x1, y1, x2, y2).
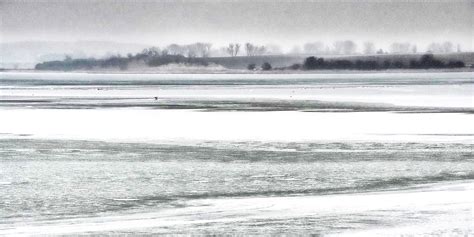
(1, 181, 472, 236)
(0, 109, 473, 144)
(0, 72, 472, 236)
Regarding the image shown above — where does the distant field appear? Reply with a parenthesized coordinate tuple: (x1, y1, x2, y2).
(206, 52, 474, 69)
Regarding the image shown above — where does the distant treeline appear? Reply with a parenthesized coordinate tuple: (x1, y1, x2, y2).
(284, 54, 465, 71)
(35, 47, 210, 71)
(35, 46, 467, 71)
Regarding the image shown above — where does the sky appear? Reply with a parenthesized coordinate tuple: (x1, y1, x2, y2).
(1, 0, 472, 51)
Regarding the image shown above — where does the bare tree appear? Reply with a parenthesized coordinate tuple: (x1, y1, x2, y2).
(166, 44, 178, 55)
(186, 44, 198, 58)
(203, 43, 212, 57)
(245, 43, 270, 56)
(149, 47, 161, 57)
(166, 44, 185, 55)
(225, 43, 235, 56)
(234, 43, 241, 56)
(191, 42, 212, 57)
(245, 43, 255, 56)
(141, 47, 161, 57)
(362, 41, 375, 55)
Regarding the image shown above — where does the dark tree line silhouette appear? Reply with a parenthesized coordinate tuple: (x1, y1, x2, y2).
(35, 47, 210, 71)
(298, 54, 465, 71)
(35, 45, 466, 72)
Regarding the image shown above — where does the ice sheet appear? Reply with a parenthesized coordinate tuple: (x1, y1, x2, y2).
(1, 181, 472, 235)
(0, 109, 472, 143)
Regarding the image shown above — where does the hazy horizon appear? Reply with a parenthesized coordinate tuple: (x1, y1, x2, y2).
(1, 0, 472, 52)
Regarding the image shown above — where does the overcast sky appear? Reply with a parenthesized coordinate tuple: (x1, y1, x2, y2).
(1, 0, 472, 51)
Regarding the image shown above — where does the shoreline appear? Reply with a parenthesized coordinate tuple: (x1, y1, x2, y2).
(1, 68, 473, 75)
